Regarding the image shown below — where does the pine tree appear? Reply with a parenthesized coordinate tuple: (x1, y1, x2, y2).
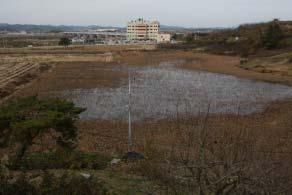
(261, 21, 283, 49)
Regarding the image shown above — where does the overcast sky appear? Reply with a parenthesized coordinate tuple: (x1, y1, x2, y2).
(1, 0, 292, 27)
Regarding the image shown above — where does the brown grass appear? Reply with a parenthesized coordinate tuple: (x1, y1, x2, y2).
(2, 48, 292, 193)
(0, 44, 156, 55)
(73, 97, 292, 193)
(4, 49, 292, 101)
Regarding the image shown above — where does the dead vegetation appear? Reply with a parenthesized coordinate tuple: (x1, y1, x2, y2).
(0, 52, 116, 100)
(0, 44, 156, 55)
(73, 96, 292, 194)
(4, 48, 292, 102)
(239, 51, 292, 77)
(122, 102, 292, 194)
(1, 47, 292, 193)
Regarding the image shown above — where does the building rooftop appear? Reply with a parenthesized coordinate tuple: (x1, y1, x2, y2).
(128, 18, 159, 25)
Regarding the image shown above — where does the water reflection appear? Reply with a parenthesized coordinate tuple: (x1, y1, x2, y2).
(54, 61, 292, 121)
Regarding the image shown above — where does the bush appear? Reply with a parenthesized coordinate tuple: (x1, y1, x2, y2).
(260, 22, 284, 49)
(0, 174, 37, 195)
(59, 37, 71, 47)
(185, 33, 195, 44)
(74, 152, 111, 170)
(19, 151, 111, 170)
(20, 151, 67, 170)
(53, 172, 108, 195)
(0, 96, 85, 169)
(0, 171, 109, 195)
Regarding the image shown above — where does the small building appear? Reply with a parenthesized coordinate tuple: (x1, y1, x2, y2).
(127, 18, 160, 41)
(157, 33, 171, 43)
(71, 38, 85, 44)
(94, 29, 117, 32)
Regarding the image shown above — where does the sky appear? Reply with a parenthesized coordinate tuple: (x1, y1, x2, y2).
(1, 0, 292, 28)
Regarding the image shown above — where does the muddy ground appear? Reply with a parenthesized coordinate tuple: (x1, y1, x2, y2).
(10, 50, 292, 97)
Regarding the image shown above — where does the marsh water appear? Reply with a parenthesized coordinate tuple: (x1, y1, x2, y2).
(54, 61, 292, 121)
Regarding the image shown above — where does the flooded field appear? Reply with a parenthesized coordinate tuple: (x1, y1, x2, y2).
(54, 61, 292, 121)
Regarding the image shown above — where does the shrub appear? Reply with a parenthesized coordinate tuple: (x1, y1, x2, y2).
(54, 172, 108, 195)
(0, 174, 37, 195)
(185, 33, 195, 44)
(19, 151, 111, 170)
(74, 152, 111, 170)
(20, 151, 66, 170)
(0, 96, 85, 169)
(260, 22, 284, 49)
(59, 37, 71, 47)
(0, 171, 109, 195)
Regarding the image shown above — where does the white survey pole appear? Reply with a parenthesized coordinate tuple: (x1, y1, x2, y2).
(128, 70, 132, 151)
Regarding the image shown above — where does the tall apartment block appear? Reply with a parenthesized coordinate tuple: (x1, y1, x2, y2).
(127, 18, 160, 41)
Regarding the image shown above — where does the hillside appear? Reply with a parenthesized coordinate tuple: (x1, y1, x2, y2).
(190, 19, 292, 56)
(0, 23, 221, 34)
(0, 23, 124, 33)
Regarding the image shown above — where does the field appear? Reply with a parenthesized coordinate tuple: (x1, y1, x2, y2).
(0, 33, 62, 48)
(1, 45, 292, 193)
(0, 45, 155, 100)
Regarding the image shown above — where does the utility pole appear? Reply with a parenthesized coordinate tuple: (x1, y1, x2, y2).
(128, 70, 132, 152)
(123, 70, 144, 160)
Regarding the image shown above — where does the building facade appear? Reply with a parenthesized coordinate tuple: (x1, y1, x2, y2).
(127, 18, 160, 41)
(157, 33, 171, 43)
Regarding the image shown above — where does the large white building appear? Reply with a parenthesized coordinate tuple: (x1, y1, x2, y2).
(127, 18, 160, 41)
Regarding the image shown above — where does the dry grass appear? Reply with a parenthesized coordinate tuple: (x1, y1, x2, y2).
(0, 44, 157, 55)
(0, 53, 115, 101)
(73, 97, 292, 193)
(118, 50, 292, 85)
(239, 51, 292, 78)
(75, 97, 292, 152)
(2, 48, 292, 193)
(5, 49, 292, 102)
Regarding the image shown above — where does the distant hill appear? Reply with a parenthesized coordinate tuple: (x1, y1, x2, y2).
(0, 23, 124, 33)
(160, 25, 228, 33)
(0, 23, 82, 32)
(0, 23, 224, 33)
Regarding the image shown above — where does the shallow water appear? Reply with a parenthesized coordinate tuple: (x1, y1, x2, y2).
(54, 61, 292, 121)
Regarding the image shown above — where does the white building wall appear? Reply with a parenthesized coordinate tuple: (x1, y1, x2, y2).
(157, 33, 171, 43)
(127, 19, 160, 41)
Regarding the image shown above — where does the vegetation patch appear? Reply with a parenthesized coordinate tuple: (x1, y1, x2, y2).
(0, 96, 85, 169)
(19, 151, 111, 170)
(0, 171, 109, 195)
